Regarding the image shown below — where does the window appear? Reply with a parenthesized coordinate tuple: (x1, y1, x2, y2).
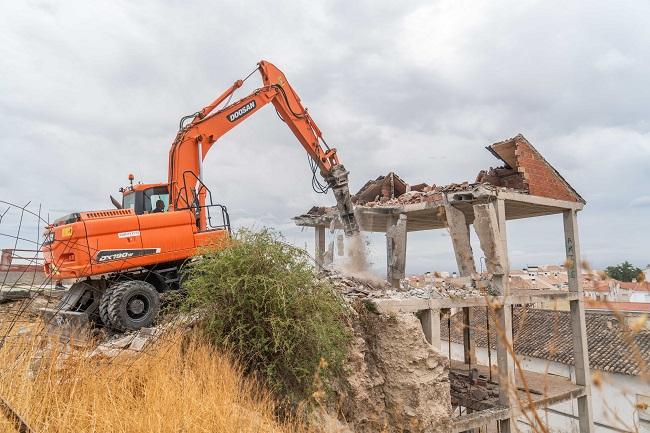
(122, 192, 136, 210)
(143, 186, 169, 213)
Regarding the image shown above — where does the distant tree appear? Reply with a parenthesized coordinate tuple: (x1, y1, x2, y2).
(605, 261, 643, 282)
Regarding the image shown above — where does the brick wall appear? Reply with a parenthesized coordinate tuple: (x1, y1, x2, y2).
(512, 138, 579, 202)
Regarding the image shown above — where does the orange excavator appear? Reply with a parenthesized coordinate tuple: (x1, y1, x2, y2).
(41, 60, 359, 331)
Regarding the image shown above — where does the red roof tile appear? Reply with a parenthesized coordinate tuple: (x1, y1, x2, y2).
(619, 281, 650, 291)
(441, 307, 650, 376)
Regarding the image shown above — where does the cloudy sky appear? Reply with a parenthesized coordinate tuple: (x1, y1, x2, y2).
(1, 0, 649, 275)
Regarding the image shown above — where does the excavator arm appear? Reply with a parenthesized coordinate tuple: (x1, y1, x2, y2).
(167, 60, 359, 236)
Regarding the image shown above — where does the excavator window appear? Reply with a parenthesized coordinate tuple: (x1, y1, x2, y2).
(143, 187, 169, 214)
(122, 186, 169, 215)
(122, 192, 136, 211)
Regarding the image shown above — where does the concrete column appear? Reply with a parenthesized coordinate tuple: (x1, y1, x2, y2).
(420, 308, 441, 349)
(473, 200, 515, 433)
(564, 209, 595, 433)
(386, 214, 407, 289)
(445, 203, 478, 366)
(314, 226, 326, 271)
(461, 308, 475, 365)
(472, 202, 506, 280)
(445, 203, 477, 276)
(386, 215, 397, 284)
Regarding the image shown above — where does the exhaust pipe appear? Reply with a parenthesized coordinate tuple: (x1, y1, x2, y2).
(110, 195, 123, 209)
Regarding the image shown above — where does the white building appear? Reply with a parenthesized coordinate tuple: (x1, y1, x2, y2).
(584, 280, 650, 303)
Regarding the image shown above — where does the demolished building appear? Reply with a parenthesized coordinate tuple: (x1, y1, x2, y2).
(295, 134, 595, 433)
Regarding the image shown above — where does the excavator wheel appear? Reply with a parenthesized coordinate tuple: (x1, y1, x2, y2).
(98, 285, 116, 328)
(106, 280, 160, 331)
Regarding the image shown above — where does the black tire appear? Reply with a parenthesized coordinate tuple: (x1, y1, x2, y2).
(178, 259, 192, 289)
(107, 280, 160, 331)
(98, 285, 116, 327)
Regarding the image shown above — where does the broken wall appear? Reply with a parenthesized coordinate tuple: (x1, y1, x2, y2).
(487, 134, 584, 203)
(329, 307, 451, 433)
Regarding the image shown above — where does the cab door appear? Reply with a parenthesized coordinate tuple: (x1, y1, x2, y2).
(137, 187, 196, 264)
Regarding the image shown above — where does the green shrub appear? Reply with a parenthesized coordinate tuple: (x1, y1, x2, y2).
(183, 228, 350, 405)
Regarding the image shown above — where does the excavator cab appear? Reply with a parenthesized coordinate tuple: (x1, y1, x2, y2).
(122, 184, 169, 215)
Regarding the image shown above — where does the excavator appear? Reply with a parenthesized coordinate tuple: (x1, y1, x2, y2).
(41, 60, 359, 331)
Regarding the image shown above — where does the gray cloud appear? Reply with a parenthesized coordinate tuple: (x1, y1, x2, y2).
(1, 0, 649, 274)
(631, 196, 650, 208)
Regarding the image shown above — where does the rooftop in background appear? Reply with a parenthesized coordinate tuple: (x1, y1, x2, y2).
(619, 281, 650, 291)
(584, 279, 650, 293)
(441, 307, 650, 376)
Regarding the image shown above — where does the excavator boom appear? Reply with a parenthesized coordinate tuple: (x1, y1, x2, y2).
(167, 60, 359, 236)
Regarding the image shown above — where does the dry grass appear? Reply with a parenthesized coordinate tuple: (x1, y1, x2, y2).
(0, 323, 303, 433)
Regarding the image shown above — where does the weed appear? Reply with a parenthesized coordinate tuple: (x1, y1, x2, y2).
(183, 228, 350, 407)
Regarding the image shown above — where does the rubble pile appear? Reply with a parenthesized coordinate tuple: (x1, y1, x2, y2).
(475, 166, 526, 190)
(353, 172, 408, 205)
(323, 269, 391, 296)
(449, 371, 499, 408)
(323, 270, 491, 300)
(293, 206, 334, 226)
(90, 326, 163, 357)
(348, 157, 532, 209)
(299, 134, 588, 219)
(296, 170, 526, 215)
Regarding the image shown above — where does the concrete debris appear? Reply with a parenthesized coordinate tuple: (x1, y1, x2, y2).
(475, 166, 525, 190)
(0, 286, 32, 302)
(323, 270, 490, 300)
(449, 371, 499, 409)
(90, 327, 162, 357)
(90, 334, 135, 358)
(355, 179, 511, 208)
(324, 269, 391, 295)
(294, 206, 333, 226)
(353, 172, 408, 205)
(350, 171, 508, 208)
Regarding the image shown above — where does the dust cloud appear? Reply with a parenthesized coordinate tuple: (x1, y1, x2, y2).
(337, 233, 385, 285)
